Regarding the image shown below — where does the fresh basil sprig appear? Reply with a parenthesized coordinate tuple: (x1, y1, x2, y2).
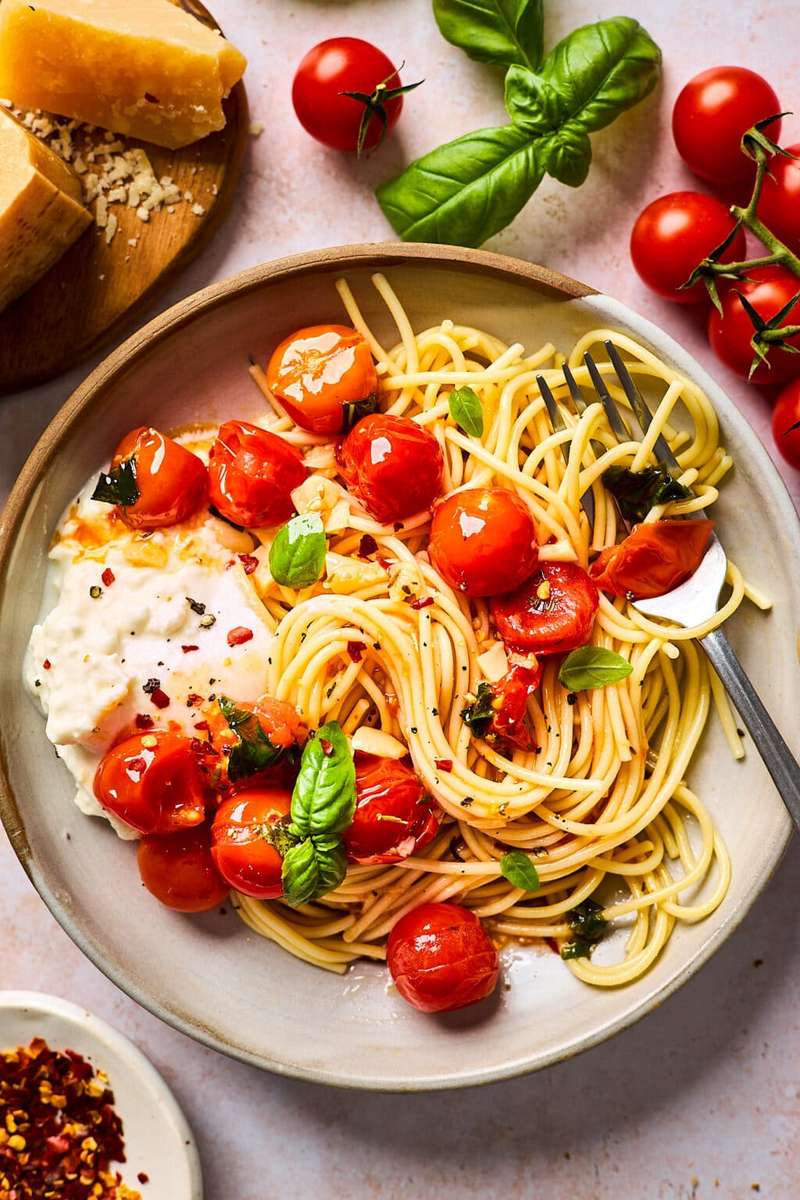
(558, 646, 633, 691)
(433, 0, 544, 72)
(500, 850, 540, 892)
(218, 697, 287, 783)
(603, 465, 691, 523)
(269, 513, 326, 589)
(449, 386, 484, 437)
(91, 458, 140, 508)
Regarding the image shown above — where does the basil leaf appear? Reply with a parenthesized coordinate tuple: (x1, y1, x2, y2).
(269, 513, 326, 589)
(558, 647, 633, 691)
(91, 458, 140, 508)
(377, 125, 543, 248)
(500, 851, 540, 892)
(281, 834, 347, 907)
(561, 897, 608, 960)
(504, 66, 562, 132)
(218, 696, 285, 782)
(460, 681, 495, 736)
(290, 721, 356, 838)
(449, 386, 484, 437)
(603, 465, 691, 523)
(433, 0, 544, 72)
(342, 393, 379, 432)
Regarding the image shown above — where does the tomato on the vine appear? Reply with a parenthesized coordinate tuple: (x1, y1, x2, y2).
(267, 325, 378, 435)
(630, 192, 746, 303)
(771, 380, 800, 469)
(428, 488, 538, 597)
(211, 789, 293, 899)
(344, 754, 439, 864)
(757, 144, 800, 255)
(336, 413, 444, 523)
(387, 902, 500, 1013)
(106, 427, 208, 530)
(672, 66, 781, 185)
(208, 420, 307, 529)
(707, 266, 800, 385)
(137, 827, 229, 913)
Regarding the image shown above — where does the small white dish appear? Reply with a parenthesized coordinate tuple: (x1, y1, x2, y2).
(0, 992, 203, 1199)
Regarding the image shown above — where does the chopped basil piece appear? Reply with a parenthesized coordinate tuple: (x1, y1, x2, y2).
(561, 897, 608, 960)
(342, 394, 380, 431)
(603, 464, 691, 522)
(558, 646, 633, 691)
(91, 458, 140, 508)
(460, 681, 495, 736)
(500, 851, 540, 892)
(219, 696, 287, 782)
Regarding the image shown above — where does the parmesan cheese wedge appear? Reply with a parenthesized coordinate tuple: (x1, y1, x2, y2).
(0, 0, 247, 150)
(0, 107, 91, 313)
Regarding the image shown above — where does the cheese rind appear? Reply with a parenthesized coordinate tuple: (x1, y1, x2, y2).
(0, 108, 92, 313)
(0, 0, 247, 150)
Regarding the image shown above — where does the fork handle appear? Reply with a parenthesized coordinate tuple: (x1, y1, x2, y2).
(701, 627, 800, 831)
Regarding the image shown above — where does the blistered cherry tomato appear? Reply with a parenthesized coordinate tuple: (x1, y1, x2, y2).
(757, 144, 800, 255)
(266, 325, 378, 435)
(491, 561, 599, 655)
(137, 826, 229, 913)
(344, 754, 439, 865)
(206, 695, 306, 792)
(707, 267, 800, 385)
(109, 427, 208, 530)
(336, 413, 443, 523)
(672, 66, 781, 185)
(208, 420, 307, 528)
(589, 520, 714, 599)
(771, 380, 800, 468)
(94, 731, 209, 835)
(387, 902, 500, 1014)
(428, 488, 538, 597)
(211, 789, 292, 899)
(487, 665, 541, 752)
(630, 192, 746, 303)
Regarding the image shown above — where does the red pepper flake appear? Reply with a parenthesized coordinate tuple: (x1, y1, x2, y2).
(193, 720, 210, 733)
(138, 1174, 150, 1185)
(347, 641, 364, 662)
(409, 595, 434, 610)
(238, 553, 259, 575)
(186, 693, 203, 708)
(358, 534, 378, 557)
(434, 758, 453, 772)
(134, 713, 154, 730)
(150, 688, 170, 710)
(377, 556, 394, 570)
(127, 756, 147, 774)
(319, 737, 334, 757)
(181, 644, 199, 654)
(42, 658, 52, 670)
(101, 567, 116, 587)
(227, 626, 253, 647)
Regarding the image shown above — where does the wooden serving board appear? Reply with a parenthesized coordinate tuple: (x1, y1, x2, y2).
(0, 0, 249, 396)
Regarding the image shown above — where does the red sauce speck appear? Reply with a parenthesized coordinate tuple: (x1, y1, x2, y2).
(319, 738, 334, 757)
(227, 626, 254, 647)
(347, 641, 364, 662)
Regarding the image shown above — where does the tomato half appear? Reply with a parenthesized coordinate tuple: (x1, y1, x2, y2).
(771, 380, 800, 469)
(266, 325, 378, 435)
(137, 827, 229, 914)
(757, 143, 800, 255)
(630, 192, 746, 303)
(292, 38, 407, 153)
(589, 520, 714, 599)
(208, 420, 308, 528)
(94, 732, 209, 835)
(211, 789, 292, 899)
(109, 427, 208, 530)
(672, 66, 781, 185)
(707, 267, 800, 385)
(428, 488, 538, 598)
(336, 413, 444, 523)
(487, 665, 541, 752)
(387, 903, 500, 1014)
(344, 754, 439, 865)
(490, 561, 599, 655)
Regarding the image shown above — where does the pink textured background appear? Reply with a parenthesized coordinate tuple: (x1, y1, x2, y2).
(2, 2, 799, 1197)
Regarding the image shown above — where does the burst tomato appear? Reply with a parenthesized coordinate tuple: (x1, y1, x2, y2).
(211, 789, 293, 899)
(336, 413, 444, 523)
(428, 488, 538, 597)
(344, 754, 439, 865)
(630, 192, 746, 303)
(94, 731, 209, 835)
(266, 325, 378, 435)
(205, 695, 306, 792)
(387, 903, 500, 1014)
(491, 561, 599, 655)
(707, 267, 800, 385)
(771, 380, 800, 468)
(757, 144, 800, 255)
(488, 665, 541, 752)
(137, 827, 229, 913)
(672, 66, 781, 185)
(208, 420, 307, 528)
(589, 520, 714, 599)
(109, 426, 208, 530)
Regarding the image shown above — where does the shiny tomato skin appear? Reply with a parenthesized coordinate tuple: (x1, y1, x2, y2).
(111, 427, 208, 530)
(672, 67, 781, 185)
(707, 267, 800, 385)
(292, 38, 404, 153)
(428, 488, 538, 598)
(387, 903, 500, 1014)
(94, 731, 209, 836)
(336, 413, 444, 523)
(137, 827, 229, 914)
(488, 665, 541, 752)
(589, 520, 714, 599)
(491, 561, 599, 655)
(208, 420, 307, 528)
(211, 789, 292, 899)
(344, 754, 439, 865)
(630, 192, 746, 303)
(771, 380, 800, 468)
(757, 144, 800, 254)
(266, 325, 378, 435)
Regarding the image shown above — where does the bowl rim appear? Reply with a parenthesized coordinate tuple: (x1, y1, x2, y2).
(0, 241, 796, 1092)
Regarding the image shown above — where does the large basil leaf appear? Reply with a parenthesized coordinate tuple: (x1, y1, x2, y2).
(377, 125, 543, 247)
(558, 646, 633, 691)
(269, 513, 326, 589)
(281, 834, 347, 907)
(433, 0, 544, 71)
(290, 721, 356, 838)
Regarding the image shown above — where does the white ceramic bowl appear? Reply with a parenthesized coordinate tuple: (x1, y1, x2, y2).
(0, 244, 796, 1090)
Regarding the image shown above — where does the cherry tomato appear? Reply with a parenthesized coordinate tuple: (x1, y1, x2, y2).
(771, 380, 800, 468)
(707, 267, 800, 385)
(428, 488, 538, 598)
(94, 731, 209, 835)
(336, 413, 444, 523)
(630, 192, 746, 303)
(757, 144, 800, 255)
(137, 826, 229, 914)
(205, 695, 306, 793)
(266, 325, 378, 435)
(208, 420, 307, 528)
(211, 788, 292, 899)
(589, 520, 714, 599)
(343, 754, 439, 865)
(292, 38, 407, 153)
(110, 427, 208, 530)
(487, 665, 541, 752)
(387, 902, 500, 1014)
(672, 67, 781, 185)
(491, 561, 599, 655)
